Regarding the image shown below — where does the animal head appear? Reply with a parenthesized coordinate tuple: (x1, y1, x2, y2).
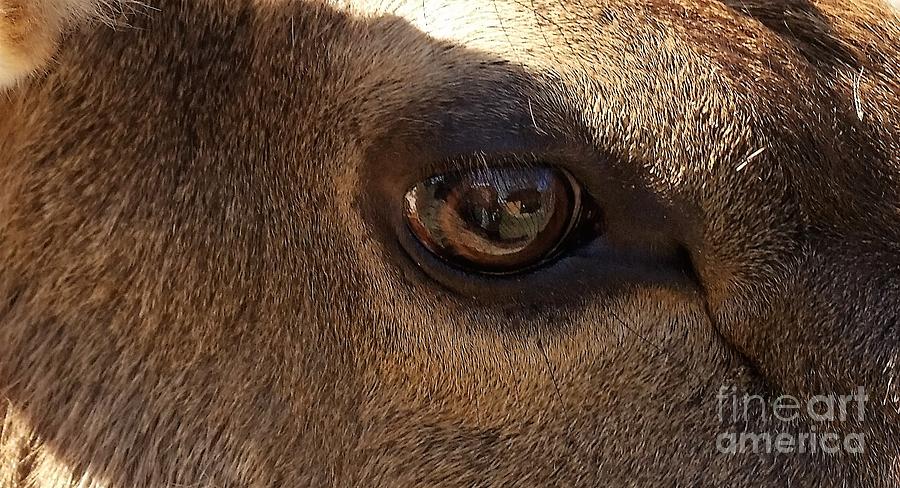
(1, 0, 899, 486)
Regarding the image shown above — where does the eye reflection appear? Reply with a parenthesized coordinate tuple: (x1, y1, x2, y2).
(404, 167, 583, 274)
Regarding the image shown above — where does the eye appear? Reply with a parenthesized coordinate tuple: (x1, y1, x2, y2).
(404, 166, 597, 275)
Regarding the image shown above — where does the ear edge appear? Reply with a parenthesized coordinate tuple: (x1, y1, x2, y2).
(0, 1, 68, 88)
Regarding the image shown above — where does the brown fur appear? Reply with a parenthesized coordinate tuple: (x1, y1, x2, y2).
(1, 0, 899, 486)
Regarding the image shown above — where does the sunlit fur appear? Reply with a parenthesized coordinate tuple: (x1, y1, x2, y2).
(1, 0, 899, 486)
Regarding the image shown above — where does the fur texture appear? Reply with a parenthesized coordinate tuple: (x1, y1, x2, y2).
(1, 0, 899, 486)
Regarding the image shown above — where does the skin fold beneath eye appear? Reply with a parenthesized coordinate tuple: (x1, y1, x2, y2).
(403, 166, 586, 274)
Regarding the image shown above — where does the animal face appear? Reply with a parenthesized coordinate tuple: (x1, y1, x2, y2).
(1, 0, 899, 486)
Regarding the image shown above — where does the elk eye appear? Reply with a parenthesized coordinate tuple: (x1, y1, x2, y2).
(404, 167, 586, 274)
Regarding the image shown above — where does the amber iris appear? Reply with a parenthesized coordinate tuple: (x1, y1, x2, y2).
(404, 167, 581, 274)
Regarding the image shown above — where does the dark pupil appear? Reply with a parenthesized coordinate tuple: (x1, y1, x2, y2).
(509, 189, 544, 214)
(457, 187, 549, 245)
(405, 167, 574, 273)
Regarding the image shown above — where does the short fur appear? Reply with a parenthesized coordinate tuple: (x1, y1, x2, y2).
(1, 0, 899, 486)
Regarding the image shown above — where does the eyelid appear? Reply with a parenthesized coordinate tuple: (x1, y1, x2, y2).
(367, 79, 593, 177)
(365, 147, 700, 306)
